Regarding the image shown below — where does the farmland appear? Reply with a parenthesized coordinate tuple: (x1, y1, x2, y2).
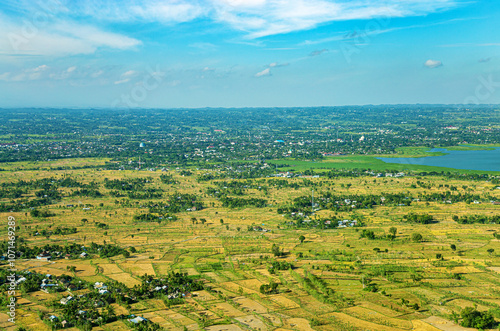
(0, 107, 499, 330)
(0, 158, 499, 330)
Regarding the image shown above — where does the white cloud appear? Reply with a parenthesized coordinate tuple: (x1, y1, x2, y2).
(0, 72, 11, 81)
(29, 65, 49, 80)
(130, 2, 205, 23)
(0, 64, 50, 81)
(269, 62, 289, 67)
(121, 70, 138, 77)
(114, 70, 139, 84)
(73, 0, 206, 23)
(189, 42, 218, 52)
(0, 64, 121, 83)
(114, 78, 131, 85)
(255, 67, 270, 77)
(0, 14, 141, 57)
(424, 59, 443, 68)
(91, 70, 104, 78)
(34, 65, 49, 72)
(209, 0, 463, 38)
(10, 0, 463, 42)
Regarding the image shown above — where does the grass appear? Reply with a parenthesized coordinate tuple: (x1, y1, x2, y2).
(268, 155, 500, 174)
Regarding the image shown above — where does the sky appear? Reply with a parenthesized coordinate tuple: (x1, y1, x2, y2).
(0, 0, 499, 108)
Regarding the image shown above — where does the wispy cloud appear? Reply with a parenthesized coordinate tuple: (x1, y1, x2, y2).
(254, 61, 289, 77)
(0, 64, 135, 84)
(213, 0, 465, 38)
(7, 0, 465, 41)
(0, 15, 141, 57)
(114, 70, 138, 84)
(309, 49, 329, 56)
(440, 43, 500, 47)
(0, 64, 49, 81)
(255, 67, 271, 77)
(269, 62, 289, 67)
(189, 42, 218, 51)
(302, 17, 479, 46)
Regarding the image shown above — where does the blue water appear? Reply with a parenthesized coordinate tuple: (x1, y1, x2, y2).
(377, 147, 500, 171)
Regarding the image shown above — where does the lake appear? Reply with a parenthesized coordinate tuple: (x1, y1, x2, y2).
(377, 147, 500, 171)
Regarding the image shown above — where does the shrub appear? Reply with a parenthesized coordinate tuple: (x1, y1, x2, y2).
(411, 233, 423, 242)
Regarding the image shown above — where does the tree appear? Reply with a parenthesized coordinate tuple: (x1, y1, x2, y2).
(260, 281, 279, 294)
(360, 229, 376, 240)
(389, 227, 397, 236)
(436, 253, 442, 260)
(272, 244, 284, 257)
(411, 233, 423, 242)
(299, 235, 305, 244)
(487, 248, 494, 255)
(410, 272, 422, 282)
(129, 246, 137, 253)
(450, 244, 456, 251)
(460, 307, 495, 329)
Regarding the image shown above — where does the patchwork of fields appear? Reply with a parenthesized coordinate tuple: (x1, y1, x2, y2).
(0, 158, 499, 330)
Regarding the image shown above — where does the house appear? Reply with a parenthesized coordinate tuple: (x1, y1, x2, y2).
(41, 283, 58, 290)
(36, 253, 51, 261)
(49, 315, 58, 322)
(94, 282, 107, 289)
(80, 252, 88, 258)
(129, 316, 148, 324)
(99, 289, 109, 295)
(60, 296, 73, 305)
(337, 219, 358, 228)
(16, 277, 26, 285)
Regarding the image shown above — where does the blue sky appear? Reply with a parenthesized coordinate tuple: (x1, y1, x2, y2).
(0, 0, 499, 108)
